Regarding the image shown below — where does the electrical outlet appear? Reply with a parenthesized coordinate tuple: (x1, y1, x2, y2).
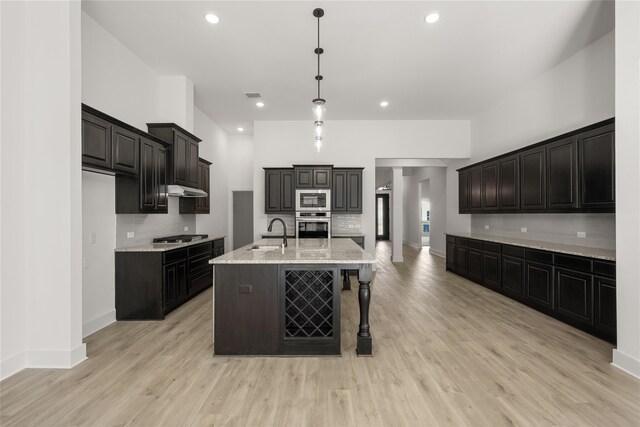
(127, 231, 135, 238)
(484, 225, 489, 230)
(184, 226, 189, 231)
(520, 227, 527, 233)
(83, 258, 89, 270)
(577, 231, 586, 238)
(90, 232, 97, 245)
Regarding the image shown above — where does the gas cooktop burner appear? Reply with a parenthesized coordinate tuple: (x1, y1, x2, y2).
(153, 234, 208, 243)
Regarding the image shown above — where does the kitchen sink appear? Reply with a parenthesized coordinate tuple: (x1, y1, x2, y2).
(249, 245, 282, 251)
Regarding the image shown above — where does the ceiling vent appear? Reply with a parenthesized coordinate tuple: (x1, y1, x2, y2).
(244, 92, 262, 99)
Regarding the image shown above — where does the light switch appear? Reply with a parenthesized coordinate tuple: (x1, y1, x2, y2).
(184, 226, 189, 231)
(577, 231, 586, 238)
(484, 225, 489, 230)
(520, 227, 527, 233)
(127, 231, 135, 238)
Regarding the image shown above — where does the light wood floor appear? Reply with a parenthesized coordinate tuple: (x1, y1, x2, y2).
(2, 242, 639, 426)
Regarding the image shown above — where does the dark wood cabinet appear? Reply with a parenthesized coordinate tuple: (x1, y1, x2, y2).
(546, 137, 578, 209)
(458, 170, 470, 213)
(264, 168, 295, 213)
(469, 166, 483, 212)
(295, 166, 332, 189)
(594, 275, 616, 342)
(579, 124, 615, 209)
(502, 255, 525, 299)
(111, 125, 140, 175)
(457, 119, 614, 214)
(446, 236, 456, 270)
(116, 137, 169, 214)
(498, 155, 519, 211)
(332, 168, 363, 213)
(482, 161, 499, 212)
(180, 158, 212, 214)
(482, 251, 501, 290)
(455, 238, 469, 276)
(147, 123, 202, 188)
(520, 146, 546, 211)
(82, 111, 112, 170)
(525, 260, 554, 310)
(555, 267, 593, 328)
(468, 246, 483, 283)
(116, 240, 223, 320)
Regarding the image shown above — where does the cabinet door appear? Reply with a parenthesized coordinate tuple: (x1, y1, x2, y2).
(313, 168, 331, 188)
(455, 246, 468, 276)
(280, 170, 295, 212)
(520, 147, 546, 211)
(140, 139, 156, 211)
(155, 143, 168, 212)
(579, 124, 615, 208)
(594, 276, 616, 342)
(164, 260, 187, 312)
(498, 155, 519, 211)
(187, 140, 199, 188)
(82, 112, 112, 169)
(482, 161, 499, 211)
(111, 125, 140, 175)
(482, 252, 501, 290)
(265, 170, 282, 212)
(446, 239, 456, 270)
(502, 255, 525, 299)
(555, 267, 593, 327)
(332, 170, 347, 212)
(347, 170, 363, 212)
(469, 166, 483, 211)
(201, 162, 210, 213)
(458, 171, 470, 213)
(525, 261, 554, 310)
(468, 248, 483, 283)
(173, 131, 189, 185)
(547, 137, 578, 209)
(296, 168, 313, 188)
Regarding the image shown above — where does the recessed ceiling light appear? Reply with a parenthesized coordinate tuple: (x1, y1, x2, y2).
(205, 13, 220, 24)
(380, 101, 389, 107)
(237, 127, 244, 132)
(425, 12, 439, 24)
(256, 101, 265, 108)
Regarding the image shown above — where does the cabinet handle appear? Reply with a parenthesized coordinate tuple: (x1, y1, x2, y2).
(238, 285, 252, 294)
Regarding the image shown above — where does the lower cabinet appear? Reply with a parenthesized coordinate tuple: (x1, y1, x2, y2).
(116, 239, 224, 320)
(445, 234, 615, 343)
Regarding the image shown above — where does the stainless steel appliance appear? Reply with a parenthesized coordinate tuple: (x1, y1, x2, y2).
(295, 212, 331, 239)
(296, 189, 331, 212)
(153, 234, 208, 243)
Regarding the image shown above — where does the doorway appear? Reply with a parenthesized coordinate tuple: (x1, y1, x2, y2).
(233, 191, 254, 249)
(376, 194, 390, 240)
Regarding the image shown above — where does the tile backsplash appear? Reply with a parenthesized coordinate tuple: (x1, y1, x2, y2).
(332, 214, 363, 234)
(470, 213, 615, 250)
(265, 214, 295, 235)
(116, 197, 196, 247)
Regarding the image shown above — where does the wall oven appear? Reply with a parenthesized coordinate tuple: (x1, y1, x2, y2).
(296, 212, 331, 239)
(296, 189, 331, 212)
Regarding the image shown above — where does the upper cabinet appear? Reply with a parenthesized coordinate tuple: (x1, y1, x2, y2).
(332, 168, 363, 214)
(180, 158, 212, 214)
(458, 119, 614, 214)
(264, 168, 295, 213)
(82, 107, 139, 176)
(294, 166, 332, 189)
(147, 123, 202, 188)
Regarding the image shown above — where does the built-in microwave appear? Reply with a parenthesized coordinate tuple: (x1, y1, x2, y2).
(296, 189, 331, 212)
(296, 212, 331, 239)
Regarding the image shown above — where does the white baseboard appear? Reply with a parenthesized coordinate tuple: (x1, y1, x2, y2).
(83, 309, 116, 337)
(612, 349, 640, 379)
(27, 344, 87, 369)
(429, 248, 445, 258)
(1, 352, 26, 381)
(391, 255, 404, 262)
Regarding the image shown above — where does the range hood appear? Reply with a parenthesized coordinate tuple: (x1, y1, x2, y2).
(167, 185, 207, 198)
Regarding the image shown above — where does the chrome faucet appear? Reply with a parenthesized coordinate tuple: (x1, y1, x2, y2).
(267, 218, 288, 248)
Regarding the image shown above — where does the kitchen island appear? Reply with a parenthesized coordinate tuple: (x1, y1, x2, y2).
(210, 238, 375, 356)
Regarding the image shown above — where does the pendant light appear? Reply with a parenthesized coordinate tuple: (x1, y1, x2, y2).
(312, 8, 325, 152)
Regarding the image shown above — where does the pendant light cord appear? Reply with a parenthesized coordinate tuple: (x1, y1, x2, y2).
(317, 15, 321, 100)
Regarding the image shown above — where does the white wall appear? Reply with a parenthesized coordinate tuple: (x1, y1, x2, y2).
(253, 120, 470, 254)
(227, 134, 254, 251)
(82, 172, 116, 337)
(613, 1, 640, 378)
(1, 0, 85, 380)
(195, 107, 230, 251)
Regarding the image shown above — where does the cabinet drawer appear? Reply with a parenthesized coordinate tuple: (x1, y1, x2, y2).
(555, 267, 593, 325)
(554, 254, 592, 273)
(502, 244, 525, 259)
(189, 267, 212, 295)
(164, 248, 188, 265)
(446, 235, 456, 244)
(483, 241, 501, 254)
(189, 253, 211, 274)
(593, 260, 615, 278)
(525, 248, 553, 264)
(189, 242, 212, 257)
(455, 237, 469, 247)
(468, 239, 483, 250)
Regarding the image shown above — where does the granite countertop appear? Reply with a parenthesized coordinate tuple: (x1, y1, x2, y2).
(115, 236, 226, 253)
(332, 233, 366, 238)
(210, 238, 375, 265)
(260, 232, 365, 238)
(446, 232, 615, 261)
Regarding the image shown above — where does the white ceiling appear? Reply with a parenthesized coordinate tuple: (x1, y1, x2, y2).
(82, 1, 614, 135)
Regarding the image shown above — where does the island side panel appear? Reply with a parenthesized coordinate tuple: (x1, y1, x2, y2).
(214, 264, 279, 355)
